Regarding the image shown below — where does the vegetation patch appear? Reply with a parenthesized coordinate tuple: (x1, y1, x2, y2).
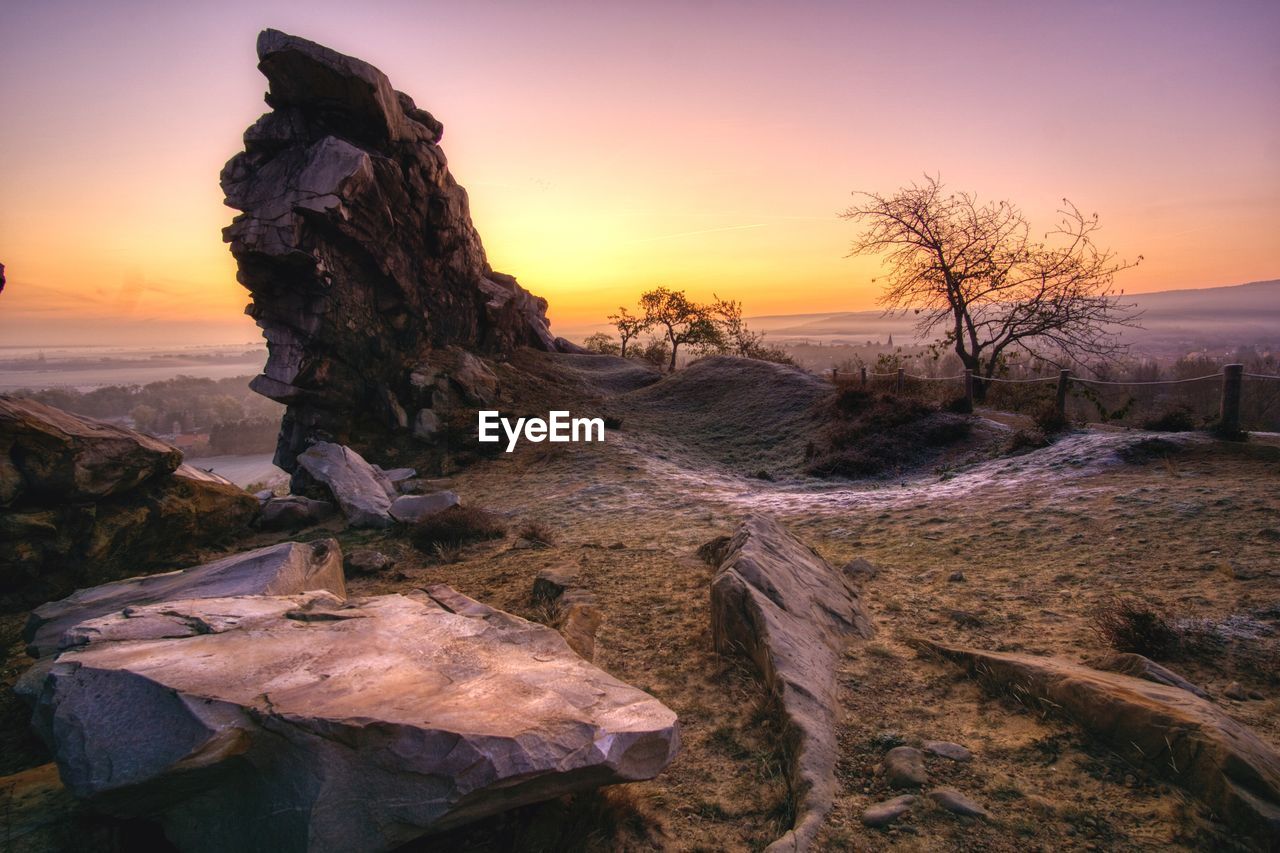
(805, 388, 972, 478)
(410, 506, 507, 553)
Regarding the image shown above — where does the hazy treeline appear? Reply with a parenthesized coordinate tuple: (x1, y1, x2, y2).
(15, 375, 283, 455)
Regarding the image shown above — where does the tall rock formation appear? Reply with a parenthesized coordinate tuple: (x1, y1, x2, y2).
(222, 30, 560, 470)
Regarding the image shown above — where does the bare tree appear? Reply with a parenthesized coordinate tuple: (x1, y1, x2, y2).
(606, 307, 650, 358)
(639, 287, 722, 371)
(843, 175, 1142, 397)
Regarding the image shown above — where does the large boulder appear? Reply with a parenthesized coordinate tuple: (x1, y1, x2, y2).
(35, 585, 680, 852)
(296, 442, 392, 528)
(707, 515, 874, 852)
(0, 401, 258, 606)
(925, 642, 1280, 848)
(221, 30, 567, 471)
(1, 395, 181, 505)
(23, 539, 346, 658)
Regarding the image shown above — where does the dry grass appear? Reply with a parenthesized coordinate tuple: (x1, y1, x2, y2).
(517, 521, 557, 547)
(1091, 597, 1183, 659)
(409, 505, 507, 553)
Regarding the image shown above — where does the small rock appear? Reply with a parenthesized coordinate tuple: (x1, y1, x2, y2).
(345, 550, 395, 576)
(254, 489, 275, 503)
(923, 741, 972, 762)
(842, 558, 879, 582)
(861, 794, 915, 827)
(927, 787, 989, 818)
(388, 491, 460, 524)
(607, 542, 626, 550)
(257, 496, 335, 531)
(533, 568, 577, 603)
(883, 746, 928, 788)
(373, 466, 416, 484)
(413, 409, 441, 442)
(1248, 689, 1265, 700)
(1224, 681, 1248, 700)
(947, 571, 966, 582)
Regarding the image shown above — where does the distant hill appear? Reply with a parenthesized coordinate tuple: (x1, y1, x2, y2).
(745, 279, 1280, 355)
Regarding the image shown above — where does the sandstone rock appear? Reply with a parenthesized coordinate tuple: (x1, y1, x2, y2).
(1, 430, 258, 607)
(296, 441, 393, 528)
(0, 395, 181, 504)
(1096, 652, 1210, 699)
(923, 740, 972, 762)
(925, 641, 1280, 847)
(36, 586, 679, 851)
(413, 409, 442, 442)
(344, 549, 395, 576)
(222, 30, 562, 471)
(861, 794, 915, 827)
(388, 490, 460, 524)
(24, 539, 345, 658)
(707, 515, 874, 852)
(883, 746, 929, 788)
(928, 787, 989, 818)
(1225, 681, 1248, 700)
(373, 465, 415, 484)
(257, 494, 335, 531)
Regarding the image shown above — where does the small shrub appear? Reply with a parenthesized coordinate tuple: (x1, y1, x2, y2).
(410, 505, 507, 552)
(806, 391, 972, 478)
(1092, 597, 1181, 658)
(1007, 428, 1050, 452)
(516, 520, 556, 547)
(1142, 404, 1197, 432)
(431, 541, 464, 564)
(1032, 402, 1069, 434)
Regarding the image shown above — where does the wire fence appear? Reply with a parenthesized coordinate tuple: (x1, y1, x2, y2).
(829, 365, 1280, 433)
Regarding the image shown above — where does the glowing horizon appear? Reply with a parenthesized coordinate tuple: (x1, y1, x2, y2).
(1, 0, 1277, 347)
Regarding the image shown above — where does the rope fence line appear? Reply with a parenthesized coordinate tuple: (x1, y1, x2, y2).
(825, 363, 1280, 434)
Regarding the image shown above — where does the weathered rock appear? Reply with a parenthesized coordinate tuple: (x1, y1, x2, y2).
(37, 586, 679, 851)
(344, 549, 395, 576)
(925, 641, 1280, 848)
(532, 567, 577, 603)
(221, 30, 567, 471)
(388, 490, 460, 524)
(530, 569, 600, 661)
(1096, 652, 1210, 699)
(24, 539, 345, 658)
(254, 488, 276, 503)
(861, 794, 915, 827)
(842, 557, 879, 583)
(923, 740, 972, 762)
(296, 441, 393, 527)
(1, 412, 258, 607)
(412, 409, 442, 442)
(1225, 681, 1249, 701)
(928, 787, 989, 818)
(883, 746, 929, 788)
(373, 465, 415, 484)
(0, 395, 181, 504)
(707, 515, 874, 852)
(256, 494, 335, 531)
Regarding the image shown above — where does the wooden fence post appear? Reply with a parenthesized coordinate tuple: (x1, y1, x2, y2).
(963, 369, 974, 413)
(895, 368, 905, 394)
(1220, 363, 1244, 437)
(1055, 370, 1071, 419)
(829, 367, 838, 382)
(860, 366, 867, 387)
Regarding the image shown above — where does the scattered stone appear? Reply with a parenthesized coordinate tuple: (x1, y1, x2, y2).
(928, 787, 989, 818)
(344, 549, 396, 576)
(1250, 689, 1266, 700)
(842, 558, 879, 582)
(862, 795, 915, 827)
(607, 542, 626, 550)
(296, 442, 393, 528)
(388, 490, 460, 524)
(533, 568, 577, 603)
(413, 409, 442, 442)
(883, 746, 929, 788)
(256, 495, 335, 531)
(1225, 681, 1248, 701)
(708, 515, 874, 852)
(35, 586, 679, 851)
(947, 571, 966, 582)
(373, 466, 416, 484)
(222, 29, 565, 471)
(1097, 652, 1210, 699)
(254, 488, 275, 503)
(925, 641, 1280, 848)
(923, 741, 972, 762)
(23, 539, 346, 658)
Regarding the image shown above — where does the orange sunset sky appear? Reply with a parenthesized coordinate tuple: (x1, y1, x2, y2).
(1, 0, 1278, 347)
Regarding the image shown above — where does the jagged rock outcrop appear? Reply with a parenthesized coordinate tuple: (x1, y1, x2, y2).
(222, 30, 566, 470)
(36, 585, 680, 852)
(707, 515, 875, 852)
(925, 642, 1280, 848)
(23, 539, 345, 659)
(0, 397, 257, 606)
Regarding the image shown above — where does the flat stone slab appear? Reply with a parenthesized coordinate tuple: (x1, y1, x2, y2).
(388, 490, 459, 523)
(883, 746, 928, 788)
(928, 787, 988, 818)
(36, 585, 679, 852)
(23, 540, 345, 658)
(861, 794, 915, 827)
(926, 641, 1280, 848)
(707, 514, 874, 852)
